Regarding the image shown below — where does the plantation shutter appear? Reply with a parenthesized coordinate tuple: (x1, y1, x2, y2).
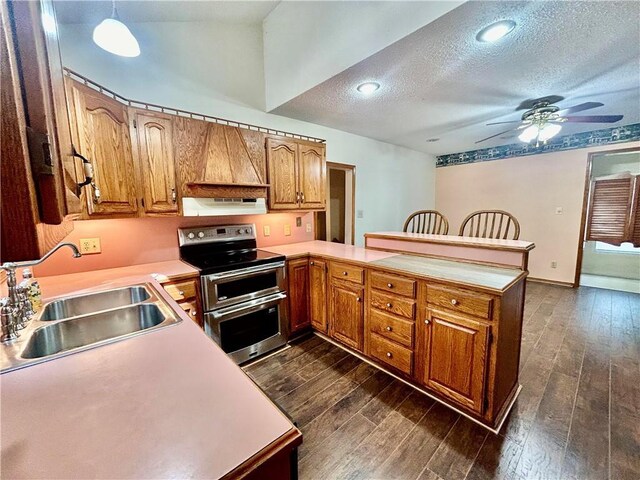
(585, 173, 635, 246)
(630, 176, 640, 246)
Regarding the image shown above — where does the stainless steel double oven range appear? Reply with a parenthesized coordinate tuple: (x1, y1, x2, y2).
(178, 224, 288, 364)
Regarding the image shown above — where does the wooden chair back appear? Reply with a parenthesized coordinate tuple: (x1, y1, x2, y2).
(458, 210, 520, 240)
(403, 210, 449, 235)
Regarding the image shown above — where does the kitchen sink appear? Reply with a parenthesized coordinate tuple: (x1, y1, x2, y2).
(40, 286, 151, 321)
(22, 304, 170, 359)
(0, 283, 181, 373)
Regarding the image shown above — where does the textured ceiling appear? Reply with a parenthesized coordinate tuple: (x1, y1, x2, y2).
(54, 0, 280, 25)
(272, 1, 640, 155)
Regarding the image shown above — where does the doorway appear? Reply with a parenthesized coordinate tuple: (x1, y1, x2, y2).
(575, 147, 640, 293)
(316, 162, 355, 244)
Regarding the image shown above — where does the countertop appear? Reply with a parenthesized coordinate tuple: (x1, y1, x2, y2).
(0, 262, 297, 479)
(365, 232, 535, 252)
(264, 241, 524, 292)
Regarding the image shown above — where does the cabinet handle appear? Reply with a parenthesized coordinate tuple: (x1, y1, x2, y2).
(178, 290, 184, 296)
(386, 326, 392, 332)
(386, 302, 392, 308)
(424, 319, 430, 325)
(91, 182, 101, 204)
(171, 188, 177, 204)
(356, 297, 361, 302)
(386, 352, 393, 358)
(387, 283, 393, 288)
(301, 191, 305, 203)
(343, 271, 348, 276)
(310, 261, 314, 266)
(191, 310, 196, 317)
(296, 192, 300, 203)
(451, 299, 458, 306)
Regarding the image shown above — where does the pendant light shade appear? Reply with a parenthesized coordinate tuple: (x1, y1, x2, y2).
(93, 1, 140, 57)
(518, 123, 562, 143)
(518, 125, 539, 143)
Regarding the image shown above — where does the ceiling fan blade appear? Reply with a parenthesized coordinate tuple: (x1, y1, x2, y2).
(476, 128, 519, 144)
(557, 102, 604, 115)
(486, 120, 521, 126)
(561, 115, 624, 123)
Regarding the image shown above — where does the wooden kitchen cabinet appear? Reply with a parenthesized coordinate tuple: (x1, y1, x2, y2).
(160, 276, 203, 328)
(287, 258, 311, 335)
(266, 138, 326, 211)
(329, 279, 364, 352)
(309, 258, 327, 332)
(131, 110, 178, 215)
(66, 78, 138, 217)
(417, 308, 490, 415)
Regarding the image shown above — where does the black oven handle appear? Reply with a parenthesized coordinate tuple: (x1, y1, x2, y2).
(210, 292, 287, 321)
(205, 261, 286, 283)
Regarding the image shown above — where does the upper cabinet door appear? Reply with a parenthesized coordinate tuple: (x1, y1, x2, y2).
(267, 138, 299, 210)
(67, 79, 138, 216)
(298, 143, 326, 209)
(133, 111, 178, 215)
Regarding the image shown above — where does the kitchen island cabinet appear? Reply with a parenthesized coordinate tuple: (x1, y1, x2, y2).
(268, 240, 529, 431)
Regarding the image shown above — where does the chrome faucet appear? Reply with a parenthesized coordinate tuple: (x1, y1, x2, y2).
(1, 242, 81, 342)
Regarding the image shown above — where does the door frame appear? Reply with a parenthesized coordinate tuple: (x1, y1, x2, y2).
(573, 146, 640, 287)
(318, 161, 356, 245)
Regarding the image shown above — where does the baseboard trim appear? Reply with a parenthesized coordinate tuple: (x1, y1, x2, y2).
(527, 277, 574, 288)
(313, 331, 519, 434)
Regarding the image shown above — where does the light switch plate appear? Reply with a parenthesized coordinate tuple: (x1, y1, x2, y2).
(79, 238, 101, 255)
(306, 223, 312, 233)
(263, 225, 271, 237)
(296, 217, 302, 227)
(284, 224, 291, 236)
(357, 210, 364, 219)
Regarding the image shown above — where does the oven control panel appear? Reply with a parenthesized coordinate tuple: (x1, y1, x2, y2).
(178, 224, 255, 245)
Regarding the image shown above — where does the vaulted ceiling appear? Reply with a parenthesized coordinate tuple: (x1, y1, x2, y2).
(272, 1, 640, 155)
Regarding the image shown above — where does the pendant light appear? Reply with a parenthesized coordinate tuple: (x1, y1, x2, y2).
(93, 0, 140, 57)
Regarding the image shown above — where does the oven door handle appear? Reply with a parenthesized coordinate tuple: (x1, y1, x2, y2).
(206, 261, 286, 282)
(210, 292, 287, 321)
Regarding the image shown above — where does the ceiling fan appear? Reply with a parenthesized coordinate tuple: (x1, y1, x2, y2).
(476, 96, 624, 146)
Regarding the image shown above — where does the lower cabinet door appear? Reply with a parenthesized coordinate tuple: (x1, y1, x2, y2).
(329, 281, 364, 351)
(420, 309, 490, 415)
(309, 258, 327, 332)
(287, 258, 310, 334)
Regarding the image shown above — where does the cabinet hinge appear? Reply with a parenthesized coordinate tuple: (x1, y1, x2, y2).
(133, 119, 137, 129)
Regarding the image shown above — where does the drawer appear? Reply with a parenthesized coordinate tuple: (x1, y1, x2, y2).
(369, 332, 413, 375)
(369, 309, 414, 348)
(370, 271, 416, 298)
(330, 262, 364, 285)
(163, 279, 197, 302)
(426, 284, 494, 320)
(370, 290, 415, 319)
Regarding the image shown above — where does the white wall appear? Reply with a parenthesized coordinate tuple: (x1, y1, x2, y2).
(59, 21, 436, 246)
(262, 1, 462, 110)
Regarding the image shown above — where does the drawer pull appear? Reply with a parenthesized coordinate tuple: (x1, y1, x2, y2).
(386, 326, 392, 331)
(387, 283, 393, 288)
(386, 302, 392, 308)
(310, 261, 314, 265)
(386, 352, 393, 358)
(451, 299, 458, 306)
(178, 290, 184, 296)
(343, 271, 348, 276)
(356, 297, 362, 302)
(191, 310, 196, 317)
(424, 319, 430, 324)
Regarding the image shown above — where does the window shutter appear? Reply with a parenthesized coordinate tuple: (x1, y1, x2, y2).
(630, 176, 640, 247)
(585, 173, 634, 246)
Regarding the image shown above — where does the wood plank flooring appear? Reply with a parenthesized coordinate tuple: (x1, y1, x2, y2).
(243, 282, 640, 480)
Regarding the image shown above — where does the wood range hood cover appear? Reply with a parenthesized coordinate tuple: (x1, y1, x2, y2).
(175, 116, 270, 200)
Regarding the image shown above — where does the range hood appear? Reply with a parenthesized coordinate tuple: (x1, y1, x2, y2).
(182, 197, 267, 216)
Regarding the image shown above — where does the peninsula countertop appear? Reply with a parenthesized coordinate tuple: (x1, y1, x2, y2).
(0, 262, 298, 479)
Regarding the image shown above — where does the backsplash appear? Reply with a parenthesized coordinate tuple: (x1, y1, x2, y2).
(33, 213, 314, 277)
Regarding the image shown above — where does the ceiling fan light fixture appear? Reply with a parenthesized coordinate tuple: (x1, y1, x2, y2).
(538, 123, 562, 142)
(93, 1, 140, 57)
(518, 125, 539, 143)
(476, 20, 516, 43)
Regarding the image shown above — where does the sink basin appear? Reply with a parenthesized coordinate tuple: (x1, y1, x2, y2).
(22, 304, 172, 359)
(40, 286, 151, 321)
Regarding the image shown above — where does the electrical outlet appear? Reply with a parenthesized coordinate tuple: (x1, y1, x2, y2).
(79, 238, 101, 254)
(284, 224, 291, 236)
(555, 207, 563, 215)
(306, 223, 312, 233)
(296, 217, 302, 227)
(357, 210, 364, 219)
(263, 225, 271, 237)
(551, 260, 557, 269)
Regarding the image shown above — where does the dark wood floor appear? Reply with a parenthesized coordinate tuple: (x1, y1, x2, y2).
(243, 282, 640, 480)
